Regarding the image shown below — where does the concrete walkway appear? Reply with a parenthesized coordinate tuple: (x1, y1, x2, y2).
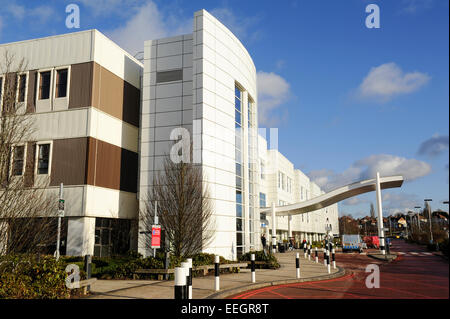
(88, 250, 344, 299)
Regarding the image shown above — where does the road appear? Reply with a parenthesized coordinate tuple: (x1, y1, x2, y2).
(229, 240, 449, 299)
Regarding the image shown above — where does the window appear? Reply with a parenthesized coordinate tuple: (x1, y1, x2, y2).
(18, 74, 27, 102)
(12, 145, 25, 176)
(37, 144, 50, 175)
(55, 69, 68, 98)
(259, 192, 266, 207)
(156, 69, 182, 83)
(39, 71, 51, 100)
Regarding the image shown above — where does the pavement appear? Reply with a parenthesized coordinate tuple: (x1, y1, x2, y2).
(230, 239, 449, 299)
(87, 250, 342, 299)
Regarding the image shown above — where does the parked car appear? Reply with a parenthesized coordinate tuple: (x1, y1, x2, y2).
(341, 234, 363, 253)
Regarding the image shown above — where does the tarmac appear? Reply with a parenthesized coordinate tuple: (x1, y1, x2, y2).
(87, 250, 344, 299)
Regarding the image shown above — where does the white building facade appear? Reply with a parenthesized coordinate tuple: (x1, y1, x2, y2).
(138, 10, 338, 260)
(1, 9, 338, 261)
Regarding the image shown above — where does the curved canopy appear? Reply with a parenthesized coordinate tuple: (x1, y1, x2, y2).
(260, 175, 404, 216)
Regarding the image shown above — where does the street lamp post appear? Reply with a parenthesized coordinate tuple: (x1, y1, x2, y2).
(424, 199, 436, 250)
(414, 206, 421, 232)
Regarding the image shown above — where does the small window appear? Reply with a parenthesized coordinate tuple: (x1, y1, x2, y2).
(37, 144, 50, 175)
(39, 71, 51, 100)
(56, 69, 68, 98)
(18, 74, 27, 102)
(12, 145, 25, 176)
(156, 69, 182, 83)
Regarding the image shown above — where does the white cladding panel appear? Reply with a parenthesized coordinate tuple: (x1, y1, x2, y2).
(0, 30, 93, 71)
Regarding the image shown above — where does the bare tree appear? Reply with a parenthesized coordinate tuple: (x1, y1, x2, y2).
(141, 155, 214, 259)
(0, 51, 57, 256)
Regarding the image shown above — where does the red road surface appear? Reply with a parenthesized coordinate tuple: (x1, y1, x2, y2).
(229, 240, 449, 299)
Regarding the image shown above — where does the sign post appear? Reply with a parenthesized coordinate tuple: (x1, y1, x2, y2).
(55, 183, 64, 260)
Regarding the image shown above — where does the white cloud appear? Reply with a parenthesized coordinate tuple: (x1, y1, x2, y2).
(76, 0, 143, 17)
(209, 7, 261, 43)
(310, 154, 431, 192)
(401, 0, 434, 14)
(417, 134, 449, 157)
(382, 192, 420, 215)
(342, 197, 371, 206)
(7, 4, 25, 20)
(257, 71, 292, 126)
(29, 6, 55, 24)
(357, 62, 430, 101)
(106, 1, 191, 55)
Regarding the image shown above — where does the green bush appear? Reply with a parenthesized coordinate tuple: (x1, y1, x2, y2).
(239, 250, 280, 269)
(0, 255, 77, 299)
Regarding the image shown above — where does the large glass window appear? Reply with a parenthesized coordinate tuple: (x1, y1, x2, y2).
(235, 85, 244, 256)
(56, 69, 68, 98)
(39, 71, 51, 100)
(259, 192, 266, 208)
(12, 145, 25, 176)
(18, 74, 27, 103)
(37, 144, 50, 175)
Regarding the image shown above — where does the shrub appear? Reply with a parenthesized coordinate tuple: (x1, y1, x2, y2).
(0, 255, 77, 299)
(239, 250, 280, 269)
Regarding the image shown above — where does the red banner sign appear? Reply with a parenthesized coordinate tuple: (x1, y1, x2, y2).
(151, 225, 161, 249)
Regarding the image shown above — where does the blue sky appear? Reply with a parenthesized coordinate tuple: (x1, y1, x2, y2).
(0, 0, 448, 217)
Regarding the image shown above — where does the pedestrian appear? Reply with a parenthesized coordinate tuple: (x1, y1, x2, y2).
(261, 234, 267, 252)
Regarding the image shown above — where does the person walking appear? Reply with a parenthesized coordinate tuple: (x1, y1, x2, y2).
(261, 234, 267, 252)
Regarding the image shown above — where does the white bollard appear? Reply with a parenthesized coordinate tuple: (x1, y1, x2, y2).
(315, 247, 318, 263)
(308, 245, 311, 261)
(332, 248, 336, 269)
(326, 250, 331, 274)
(323, 248, 327, 266)
(174, 267, 186, 299)
(251, 254, 256, 283)
(187, 258, 193, 299)
(296, 253, 300, 279)
(214, 255, 220, 291)
(181, 262, 190, 298)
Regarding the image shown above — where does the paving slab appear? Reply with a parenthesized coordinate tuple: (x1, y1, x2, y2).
(88, 250, 344, 299)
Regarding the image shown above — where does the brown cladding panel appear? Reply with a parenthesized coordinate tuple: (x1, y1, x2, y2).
(122, 81, 140, 127)
(69, 62, 93, 109)
(26, 71, 37, 113)
(84, 137, 138, 193)
(120, 148, 138, 193)
(92, 63, 140, 127)
(93, 139, 121, 191)
(24, 142, 36, 187)
(50, 138, 88, 186)
(86, 137, 97, 186)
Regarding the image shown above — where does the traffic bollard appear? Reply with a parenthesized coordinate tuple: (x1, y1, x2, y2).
(323, 248, 327, 266)
(187, 258, 193, 299)
(214, 255, 220, 291)
(181, 262, 190, 299)
(251, 253, 256, 283)
(315, 247, 318, 263)
(174, 267, 186, 299)
(326, 250, 331, 274)
(332, 247, 336, 269)
(84, 254, 92, 294)
(304, 243, 307, 258)
(307, 245, 311, 261)
(296, 253, 300, 279)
